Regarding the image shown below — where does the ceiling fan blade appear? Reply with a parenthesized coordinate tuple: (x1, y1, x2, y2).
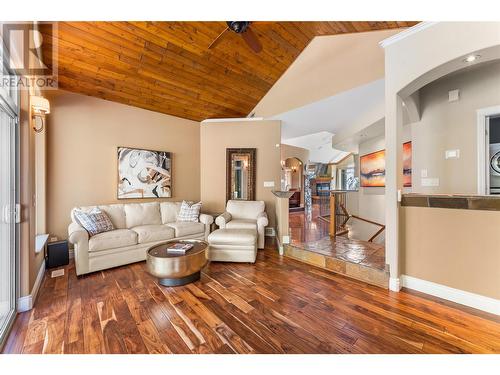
(241, 28, 262, 53)
(208, 26, 230, 49)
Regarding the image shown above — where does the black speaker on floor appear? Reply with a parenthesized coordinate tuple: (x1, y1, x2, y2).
(46, 240, 69, 268)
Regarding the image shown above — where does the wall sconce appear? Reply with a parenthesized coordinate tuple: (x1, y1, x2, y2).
(31, 96, 50, 133)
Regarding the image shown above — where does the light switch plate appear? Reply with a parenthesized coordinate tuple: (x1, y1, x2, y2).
(448, 89, 459, 102)
(421, 169, 428, 178)
(263, 181, 275, 187)
(445, 149, 460, 159)
(421, 178, 439, 187)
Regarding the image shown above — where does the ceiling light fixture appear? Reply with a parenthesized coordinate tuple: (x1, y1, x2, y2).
(464, 54, 480, 63)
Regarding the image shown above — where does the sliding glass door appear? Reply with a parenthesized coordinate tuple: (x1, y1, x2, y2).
(0, 92, 18, 348)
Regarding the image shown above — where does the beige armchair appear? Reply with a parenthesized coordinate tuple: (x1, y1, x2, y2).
(215, 200, 268, 249)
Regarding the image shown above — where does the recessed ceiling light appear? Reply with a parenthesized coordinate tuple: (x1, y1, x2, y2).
(464, 54, 480, 63)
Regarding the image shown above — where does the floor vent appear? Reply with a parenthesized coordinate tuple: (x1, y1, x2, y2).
(51, 269, 65, 278)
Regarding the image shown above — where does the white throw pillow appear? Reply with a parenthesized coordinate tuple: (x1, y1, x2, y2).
(177, 201, 202, 222)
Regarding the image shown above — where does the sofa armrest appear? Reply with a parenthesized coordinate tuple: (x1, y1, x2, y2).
(199, 213, 214, 226)
(215, 212, 232, 228)
(256, 211, 269, 228)
(68, 222, 89, 245)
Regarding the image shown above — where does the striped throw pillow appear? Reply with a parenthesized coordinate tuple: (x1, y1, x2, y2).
(177, 201, 202, 222)
(74, 208, 115, 236)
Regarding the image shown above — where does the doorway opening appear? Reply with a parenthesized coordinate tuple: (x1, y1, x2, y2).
(487, 115, 500, 195)
(282, 157, 304, 211)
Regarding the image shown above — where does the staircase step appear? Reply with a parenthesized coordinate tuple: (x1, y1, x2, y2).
(283, 244, 389, 289)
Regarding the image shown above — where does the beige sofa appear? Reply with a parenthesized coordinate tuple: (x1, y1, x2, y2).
(68, 202, 213, 275)
(215, 200, 268, 249)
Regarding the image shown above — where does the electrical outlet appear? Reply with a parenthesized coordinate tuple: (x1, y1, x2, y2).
(50, 236, 58, 242)
(448, 89, 459, 102)
(421, 169, 428, 178)
(263, 181, 275, 188)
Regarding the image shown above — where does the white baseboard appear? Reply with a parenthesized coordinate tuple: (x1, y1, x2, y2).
(17, 259, 46, 312)
(401, 275, 500, 316)
(389, 277, 401, 292)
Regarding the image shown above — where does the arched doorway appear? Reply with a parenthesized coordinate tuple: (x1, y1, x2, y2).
(283, 157, 304, 209)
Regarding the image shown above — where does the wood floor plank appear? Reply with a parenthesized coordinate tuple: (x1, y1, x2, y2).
(3, 238, 500, 354)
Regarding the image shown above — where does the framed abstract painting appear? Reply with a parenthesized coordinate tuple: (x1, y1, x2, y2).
(360, 149, 385, 187)
(117, 147, 172, 199)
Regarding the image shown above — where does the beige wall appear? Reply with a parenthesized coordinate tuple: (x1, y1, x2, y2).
(411, 60, 500, 194)
(401, 206, 500, 300)
(281, 144, 309, 165)
(383, 22, 500, 282)
(19, 90, 45, 296)
(200, 120, 281, 227)
(46, 91, 200, 240)
(252, 29, 402, 117)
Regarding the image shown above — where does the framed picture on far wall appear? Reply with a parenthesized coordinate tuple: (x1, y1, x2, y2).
(360, 149, 385, 187)
(117, 146, 172, 199)
(403, 141, 412, 187)
(359, 142, 412, 188)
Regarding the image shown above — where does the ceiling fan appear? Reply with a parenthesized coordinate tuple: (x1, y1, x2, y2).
(208, 21, 263, 53)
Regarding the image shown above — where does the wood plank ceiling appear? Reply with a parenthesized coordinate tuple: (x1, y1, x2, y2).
(40, 22, 418, 121)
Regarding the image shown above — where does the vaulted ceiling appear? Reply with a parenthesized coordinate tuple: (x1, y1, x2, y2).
(40, 22, 418, 121)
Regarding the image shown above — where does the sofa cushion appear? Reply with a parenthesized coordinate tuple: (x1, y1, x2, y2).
(166, 222, 205, 237)
(132, 224, 175, 244)
(208, 228, 257, 245)
(160, 202, 182, 224)
(88, 229, 138, 252)
(225, 219, 257, 231)
(124, 202, 161, 228)
(73, 208, 115, 236)
(98, 204, 126, 229)
(226, 200, 265, 220)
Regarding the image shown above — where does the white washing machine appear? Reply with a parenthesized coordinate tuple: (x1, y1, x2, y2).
(489, 143, 500, 194)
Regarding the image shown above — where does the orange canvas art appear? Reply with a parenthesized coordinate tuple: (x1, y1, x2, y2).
(403, 141, 412, 187)
(360, 149, 385, 187)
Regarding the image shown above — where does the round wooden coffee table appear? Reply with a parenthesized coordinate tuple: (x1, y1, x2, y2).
(146, 240, 208, 286)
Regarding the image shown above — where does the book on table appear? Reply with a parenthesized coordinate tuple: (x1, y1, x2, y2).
(167, 243, 194, 254)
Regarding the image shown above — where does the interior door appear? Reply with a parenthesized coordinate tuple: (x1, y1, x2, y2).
(0, 96, 18, 348)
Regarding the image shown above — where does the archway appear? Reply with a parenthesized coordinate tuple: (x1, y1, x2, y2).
(282, 157, 304, 209)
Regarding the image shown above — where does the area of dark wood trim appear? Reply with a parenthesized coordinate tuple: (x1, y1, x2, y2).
(401, 194, 500, 211)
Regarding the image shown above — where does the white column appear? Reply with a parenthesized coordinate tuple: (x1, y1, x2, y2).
(385, 93, 404, 291)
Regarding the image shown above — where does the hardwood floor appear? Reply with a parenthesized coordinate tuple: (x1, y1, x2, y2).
(3, 238, 500, 354)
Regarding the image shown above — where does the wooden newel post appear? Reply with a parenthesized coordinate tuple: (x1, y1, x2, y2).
(329, 192, 336, 237)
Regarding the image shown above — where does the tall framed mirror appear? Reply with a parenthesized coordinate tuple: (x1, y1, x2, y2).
(226, 148, 256, 202)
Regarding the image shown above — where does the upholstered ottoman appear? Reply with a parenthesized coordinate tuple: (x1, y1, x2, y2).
(207, 229, 257, 263)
